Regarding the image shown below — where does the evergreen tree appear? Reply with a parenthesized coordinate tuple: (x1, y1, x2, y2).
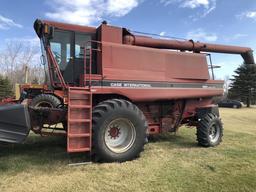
(0, 75, 13, 100)
(229, 64, 256, 107)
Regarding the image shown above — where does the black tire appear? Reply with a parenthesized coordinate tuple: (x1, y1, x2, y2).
(196, 113, 223, 147)
(92, 99, 148, 162)
(30, 94, 66, 130)
(233, 105, 238, 109)
(30, 94, 61, 108)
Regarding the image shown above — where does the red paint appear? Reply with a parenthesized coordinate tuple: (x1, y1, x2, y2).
(42, 20, 96, 34)
(22, 19, 254, 153)
(92, 87, 223, 102)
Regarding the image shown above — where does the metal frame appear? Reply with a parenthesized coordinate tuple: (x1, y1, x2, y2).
(84, 40, 102, 88)
(46, 46, 67, 89)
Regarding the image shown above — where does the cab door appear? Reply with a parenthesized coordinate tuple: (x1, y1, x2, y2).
(49, 30, 95, 86)
(49, 29, 74, 84)
(73, 32, 92, 85)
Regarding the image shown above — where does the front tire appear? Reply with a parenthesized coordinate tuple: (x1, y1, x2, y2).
(30, 94, 61, 108)
(30, 94, 66, 130)
(92, 99, 147, 162)
(196, 113, 223, 147)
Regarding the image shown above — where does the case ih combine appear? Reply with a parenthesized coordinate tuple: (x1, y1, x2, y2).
(0, 19, 255, 162)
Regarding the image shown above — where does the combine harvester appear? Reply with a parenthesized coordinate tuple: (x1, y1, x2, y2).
(0, 20, 254, 162)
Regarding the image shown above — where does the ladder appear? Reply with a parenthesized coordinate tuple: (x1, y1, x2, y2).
(67, 87, 92, 153)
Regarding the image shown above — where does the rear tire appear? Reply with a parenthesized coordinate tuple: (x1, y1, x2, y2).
(92, 99, 147, 162)
(196, 113, 223, 147)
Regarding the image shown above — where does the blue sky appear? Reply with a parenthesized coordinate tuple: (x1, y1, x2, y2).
(0, 0, 256, 79)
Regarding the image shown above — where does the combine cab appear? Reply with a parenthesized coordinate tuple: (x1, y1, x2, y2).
(0, 19, 255, 162)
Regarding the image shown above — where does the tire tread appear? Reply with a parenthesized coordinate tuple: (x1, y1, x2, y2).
(92, 99, 147, 162)
(196, 113, 223, 147)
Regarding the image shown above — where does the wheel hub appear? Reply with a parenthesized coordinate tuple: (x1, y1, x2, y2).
(209, 125, 220, 143)
(104, 118, 136, 154)
(108, 126, 121, 139)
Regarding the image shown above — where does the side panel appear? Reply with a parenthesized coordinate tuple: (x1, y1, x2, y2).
(131, 98, 214, 134)
(101, 43, 210, 82)
(99, 24, 123, 44)
(92, 86, 224, 102)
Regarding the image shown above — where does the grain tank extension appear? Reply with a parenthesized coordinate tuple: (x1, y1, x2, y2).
(0, 20, 255, 162)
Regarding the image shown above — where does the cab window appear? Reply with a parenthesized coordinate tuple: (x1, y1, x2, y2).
(49, 29, 94, 85)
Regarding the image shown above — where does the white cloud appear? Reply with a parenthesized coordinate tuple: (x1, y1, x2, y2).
(160, 0, 175, 6)
(106, 0, 139, 16)
(45, 0, 141, 25)
(0, 15, 22, 30)
(181, 0, 210, 9)
(245, 11, 256, 19)
(224, 33, 248, 42)
(238, 11, 256, 21)
(186, 28, 218, 42)
(159, 31, 166, 36)
(232, 33, 248, 39)
(160, 0, 216, 18)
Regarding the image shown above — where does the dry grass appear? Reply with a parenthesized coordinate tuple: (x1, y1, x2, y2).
(0, 108, 256, 192)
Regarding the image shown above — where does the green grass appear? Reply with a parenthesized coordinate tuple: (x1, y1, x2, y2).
(0, 108, 256, 192)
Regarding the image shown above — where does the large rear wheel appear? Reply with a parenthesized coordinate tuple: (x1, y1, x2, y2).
(92, 99, 147, 162)
(196, 113, 223, 147)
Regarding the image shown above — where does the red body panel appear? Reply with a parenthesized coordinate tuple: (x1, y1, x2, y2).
(98, 24, 123, 44)
(101, 43, 210, 81)
(92, 87, 223, 102)
(94, 24, 224, 101)
(42, 20, 96, 33)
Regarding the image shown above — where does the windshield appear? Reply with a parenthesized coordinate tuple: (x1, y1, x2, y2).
(40, 38, 51, 87)
(49, 29, 92, 85)
(50, 30, 71, 71)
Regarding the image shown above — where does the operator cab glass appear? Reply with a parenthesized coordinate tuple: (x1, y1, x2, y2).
(49, 29, 94, 85)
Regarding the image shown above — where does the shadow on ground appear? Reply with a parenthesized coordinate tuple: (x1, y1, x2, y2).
(149, 132, 199, 148)
(0, 131, 198, 173)
(0, 135, 89, 173)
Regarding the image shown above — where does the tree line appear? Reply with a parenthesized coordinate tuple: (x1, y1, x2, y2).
(0, 40, 255, 107)
(228, 63, 256, 107)
(0, 40, 44, 100)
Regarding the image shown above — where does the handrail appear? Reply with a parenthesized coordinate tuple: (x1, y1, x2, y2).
(45, 40, 101, 90)
(84, 40, 102, 89)
(46, 46, 67, 89)
(207, 54, 215, 80)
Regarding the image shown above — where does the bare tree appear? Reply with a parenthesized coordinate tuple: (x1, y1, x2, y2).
(0, 40, 44, 86)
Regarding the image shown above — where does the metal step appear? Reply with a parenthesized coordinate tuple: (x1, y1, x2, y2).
(69, 119, 91, 123)
(67, 87, 92, 153)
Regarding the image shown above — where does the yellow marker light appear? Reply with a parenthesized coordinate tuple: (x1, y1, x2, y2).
(44, 25, 49, 34)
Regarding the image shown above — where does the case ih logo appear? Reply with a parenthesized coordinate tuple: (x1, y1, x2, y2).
(110, 82, 152, 88)
(107, 81, 222, 89)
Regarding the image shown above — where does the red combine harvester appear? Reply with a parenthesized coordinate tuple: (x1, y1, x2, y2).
(0, 19, 255, 162)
